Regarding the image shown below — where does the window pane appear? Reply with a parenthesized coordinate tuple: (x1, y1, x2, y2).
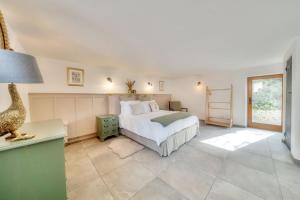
(252, 78, 282, 125)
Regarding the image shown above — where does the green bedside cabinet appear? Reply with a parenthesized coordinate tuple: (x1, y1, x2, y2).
(96, 114, 119, 141)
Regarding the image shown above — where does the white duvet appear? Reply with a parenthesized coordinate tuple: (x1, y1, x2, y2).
(119, 110, 199, 145)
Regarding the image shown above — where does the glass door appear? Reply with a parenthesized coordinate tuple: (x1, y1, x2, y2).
(247, 74, 283, 132)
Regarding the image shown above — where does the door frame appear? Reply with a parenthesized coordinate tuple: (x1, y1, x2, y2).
(247, 74, 283, 132)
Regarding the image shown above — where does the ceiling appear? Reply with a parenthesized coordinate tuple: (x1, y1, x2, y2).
(1, 0, 300, 76)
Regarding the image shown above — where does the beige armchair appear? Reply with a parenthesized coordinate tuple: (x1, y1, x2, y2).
(169, 101, 188, 112)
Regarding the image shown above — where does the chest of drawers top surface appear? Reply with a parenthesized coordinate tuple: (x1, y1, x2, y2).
(0, 119, 65, 152)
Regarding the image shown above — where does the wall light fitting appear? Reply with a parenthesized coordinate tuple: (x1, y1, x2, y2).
(107, 77, 112, 83)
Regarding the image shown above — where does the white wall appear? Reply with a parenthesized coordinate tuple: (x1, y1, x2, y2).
(169, 65, 284, 127)
(29, 57, 171, 95)
(284, 38, 300, 160)
(168, 73, 232, 120)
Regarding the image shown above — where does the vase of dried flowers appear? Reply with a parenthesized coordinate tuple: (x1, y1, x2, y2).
(125, 80, 135, 94)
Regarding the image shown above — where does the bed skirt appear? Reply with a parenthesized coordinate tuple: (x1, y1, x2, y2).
(120, 123, 199, 156)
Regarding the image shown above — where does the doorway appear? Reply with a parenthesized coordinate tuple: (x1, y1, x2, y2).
(247, 74, 283, 132)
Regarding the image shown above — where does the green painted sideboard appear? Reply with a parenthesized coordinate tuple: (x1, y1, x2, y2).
(0, 119, 67, 200)
(96, 114, 119, 141)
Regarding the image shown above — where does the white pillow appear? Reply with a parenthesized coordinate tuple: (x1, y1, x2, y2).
(149, 101, 159, 112)
(130, 103, 146, 115)
(120, 101, 140, 115)
(141, 101, 152, 113)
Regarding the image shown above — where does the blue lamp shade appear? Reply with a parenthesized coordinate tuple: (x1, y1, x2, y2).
(0, 49, 43, 83)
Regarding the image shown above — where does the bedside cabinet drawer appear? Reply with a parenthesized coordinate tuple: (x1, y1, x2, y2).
(110, 118, 118, 124)
(102, 124, 110, 130)
(102, 118, 110, 123)
(102, 129, 111, 136)
(111, 123, 118, 129)
(111, 128, 118, 135)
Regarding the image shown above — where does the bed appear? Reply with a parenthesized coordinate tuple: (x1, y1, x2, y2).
(110, 94, 199, 156)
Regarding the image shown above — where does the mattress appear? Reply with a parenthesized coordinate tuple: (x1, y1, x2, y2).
(119, 110, 199, 145)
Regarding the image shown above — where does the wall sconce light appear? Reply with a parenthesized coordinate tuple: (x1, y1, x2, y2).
(107, 77, 112, 83)
(104, 77, 113, 90)
(197, 81, 201, 87)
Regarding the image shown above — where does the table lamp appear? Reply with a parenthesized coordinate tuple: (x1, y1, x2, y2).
(0, 49, 43, 141)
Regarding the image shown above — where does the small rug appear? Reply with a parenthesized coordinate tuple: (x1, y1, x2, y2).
(108, 137, 144, 158)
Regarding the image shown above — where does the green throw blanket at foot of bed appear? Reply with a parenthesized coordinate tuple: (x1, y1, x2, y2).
(151, 112, 192, 127)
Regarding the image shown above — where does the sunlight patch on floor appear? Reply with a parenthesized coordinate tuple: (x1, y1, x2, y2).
(201, 129, 275, 151)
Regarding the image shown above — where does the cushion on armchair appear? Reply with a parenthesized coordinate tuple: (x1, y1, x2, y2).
(169, 101, 188, 112)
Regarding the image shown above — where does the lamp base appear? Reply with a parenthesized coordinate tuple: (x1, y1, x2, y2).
(5, 131, 35, 142)
(0, 83, 34, 142)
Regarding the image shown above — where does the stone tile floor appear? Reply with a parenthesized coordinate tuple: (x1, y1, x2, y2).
(65, 126, 300, 200)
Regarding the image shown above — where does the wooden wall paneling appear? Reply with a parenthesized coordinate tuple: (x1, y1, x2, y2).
(93, 95, 108, 116)
(29, 93, 172, 140)
(29, 95, 55, 122)
(108, 95, 121, 115)
(75, 95, 94, 137)
(92, 95, 108, 132)
(54, 95, 77, 138)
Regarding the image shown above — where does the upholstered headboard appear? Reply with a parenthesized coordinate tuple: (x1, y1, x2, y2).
(108, 94, 172, 115)
(137, 94, 153, 101)
(119, 94, 137, 101)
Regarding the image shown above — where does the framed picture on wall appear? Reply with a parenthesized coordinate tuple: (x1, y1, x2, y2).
(159, 81, 165, 91)
(67, 67, 84, 86)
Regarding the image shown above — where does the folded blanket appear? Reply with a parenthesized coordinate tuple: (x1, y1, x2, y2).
(151, 112, 192, 127)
